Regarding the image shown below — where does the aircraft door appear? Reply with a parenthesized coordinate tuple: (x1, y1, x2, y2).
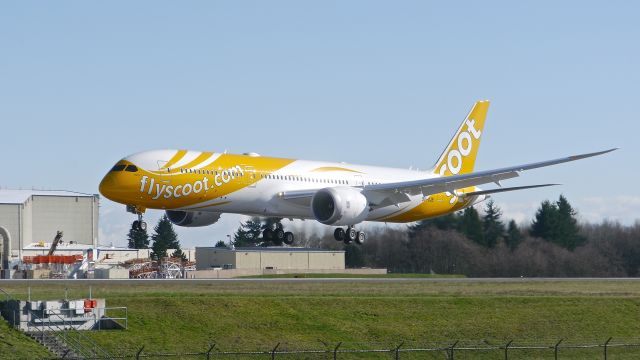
(244, 166, 257, 187)
(353, 174, 364, 187)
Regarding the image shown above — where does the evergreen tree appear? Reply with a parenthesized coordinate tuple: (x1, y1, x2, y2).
(214, 240, 228, 248)
(530, 196, 584, 250)
(505, 220, 522, 250)
(233, 217, 264, 247)
(127, 222, 149, 249)
(458, 206, 483, 245)
(482, 201, 505, 248)
(530, 200, 558, 240)
(555, 195, 585, 250)
(172, 247, 188, 261)
(151, 215, 182, 260)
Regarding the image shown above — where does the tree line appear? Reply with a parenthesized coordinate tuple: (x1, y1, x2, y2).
(271, 196, 640, 277)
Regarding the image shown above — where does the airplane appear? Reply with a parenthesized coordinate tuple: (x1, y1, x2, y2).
(99, 100, 615, 245)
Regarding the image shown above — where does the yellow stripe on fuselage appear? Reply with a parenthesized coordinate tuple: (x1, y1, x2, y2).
(311, 166, 363, 173)
(162, 149, 188, 170)
(180, 151, 214, 170)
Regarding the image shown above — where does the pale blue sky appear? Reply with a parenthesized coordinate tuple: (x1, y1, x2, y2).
(1, 1, 638, 247)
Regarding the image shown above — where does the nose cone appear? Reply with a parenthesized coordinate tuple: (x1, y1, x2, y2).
(99, 172, 119, 201)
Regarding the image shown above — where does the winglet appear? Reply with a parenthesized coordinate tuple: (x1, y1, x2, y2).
(433, 100, 490, 176)
(568, 148, 618, 161)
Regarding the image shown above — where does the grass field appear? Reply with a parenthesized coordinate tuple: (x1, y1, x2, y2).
(1, 279, 640, 359)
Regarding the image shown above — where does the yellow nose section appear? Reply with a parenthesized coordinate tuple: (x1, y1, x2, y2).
(99, 173, 118, 201)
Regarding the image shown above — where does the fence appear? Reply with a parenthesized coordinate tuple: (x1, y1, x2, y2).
(40, 338, 640, 360)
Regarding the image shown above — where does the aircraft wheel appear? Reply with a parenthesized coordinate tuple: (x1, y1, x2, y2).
(334, 228, 345, 241)
(355, 231, 366, 245)
(273, 229, 285, 245)
(139, 221, 147, 231)
(345, 227, 357, 242)
(133, 220, 139, 230)
(284, 232, 294, 245)
(263, 229, 273, 240)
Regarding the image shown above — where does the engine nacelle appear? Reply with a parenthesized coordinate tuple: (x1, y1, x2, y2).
(165, 210, 221, 227)
(311, 187, 369, 226)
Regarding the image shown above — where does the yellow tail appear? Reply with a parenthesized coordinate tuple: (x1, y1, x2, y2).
(433, 100, 490, 176)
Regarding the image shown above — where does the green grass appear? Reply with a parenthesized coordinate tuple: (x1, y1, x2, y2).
(1, 279, 640, 359)
(0, 319, 53, 359)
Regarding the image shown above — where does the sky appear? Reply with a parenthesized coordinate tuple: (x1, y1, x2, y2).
(1, 1, 638, 248)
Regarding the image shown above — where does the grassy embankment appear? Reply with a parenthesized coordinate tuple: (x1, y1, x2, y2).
(0, 279, 639, 359)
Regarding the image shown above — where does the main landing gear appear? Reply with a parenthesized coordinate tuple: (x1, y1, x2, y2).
(127, 205, 147, 231)
(334, 226, 366, 245)
(263, 223, 294, 245)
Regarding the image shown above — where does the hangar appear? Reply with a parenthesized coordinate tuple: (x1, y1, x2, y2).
(196, 247, 345, 271)
(0, 189, 99, 264)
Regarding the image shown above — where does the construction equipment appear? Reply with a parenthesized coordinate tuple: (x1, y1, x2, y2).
(47, 231, 63, 256)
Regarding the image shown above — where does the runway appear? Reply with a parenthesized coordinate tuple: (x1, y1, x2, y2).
(1, 277, 639, 285)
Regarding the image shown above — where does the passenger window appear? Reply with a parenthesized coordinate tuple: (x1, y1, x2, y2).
(111, 164, 126, 172)
(124, 165, 138, 172)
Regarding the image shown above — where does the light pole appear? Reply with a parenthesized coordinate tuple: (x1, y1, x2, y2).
(226, 234, 231, 247)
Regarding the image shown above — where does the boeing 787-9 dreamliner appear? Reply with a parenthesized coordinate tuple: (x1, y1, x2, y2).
(99, 101, 615, 245)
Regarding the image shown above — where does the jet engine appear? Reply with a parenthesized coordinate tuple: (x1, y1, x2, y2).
(311, 187, 369, 226)
(165, 210, 221, 227)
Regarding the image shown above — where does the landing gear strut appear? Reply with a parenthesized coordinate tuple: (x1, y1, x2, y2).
(334, 226, 366, 245)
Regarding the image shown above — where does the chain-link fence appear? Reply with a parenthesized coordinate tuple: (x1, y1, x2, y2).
(42, 338, 640, 360)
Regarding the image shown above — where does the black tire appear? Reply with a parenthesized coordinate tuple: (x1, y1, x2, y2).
(334, 228, 345, 241)
(355, 231, 365, 245)
(263, 228, 274, 240)
(284, 232, 294, 245)
(133, 220, 140, 230)
(274, 229, 285, 245)
(139, 221, 147, 231)
(346, 227, 357, 242)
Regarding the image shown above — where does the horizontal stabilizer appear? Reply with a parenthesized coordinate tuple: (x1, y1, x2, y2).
(461, 184, 560, 197)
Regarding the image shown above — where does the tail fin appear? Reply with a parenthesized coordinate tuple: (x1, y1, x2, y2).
(433, 100, 490, 176)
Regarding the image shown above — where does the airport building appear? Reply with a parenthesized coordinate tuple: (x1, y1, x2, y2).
(196, 247, 345, 271)
(0, 189, 99, 262)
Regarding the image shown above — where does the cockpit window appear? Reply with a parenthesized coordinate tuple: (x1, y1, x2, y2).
(111, 164, 126, 172)
(124, 165, 138, 172)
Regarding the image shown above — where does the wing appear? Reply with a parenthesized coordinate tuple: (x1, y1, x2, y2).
(363, 148, 616, 204)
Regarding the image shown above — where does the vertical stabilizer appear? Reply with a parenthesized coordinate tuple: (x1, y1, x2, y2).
(433, 100, 490, 176)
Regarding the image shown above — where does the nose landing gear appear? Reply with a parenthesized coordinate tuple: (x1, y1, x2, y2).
(127, 205, 147, 231)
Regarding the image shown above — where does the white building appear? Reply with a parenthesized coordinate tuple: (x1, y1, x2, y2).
(0, 190, 99, 264)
